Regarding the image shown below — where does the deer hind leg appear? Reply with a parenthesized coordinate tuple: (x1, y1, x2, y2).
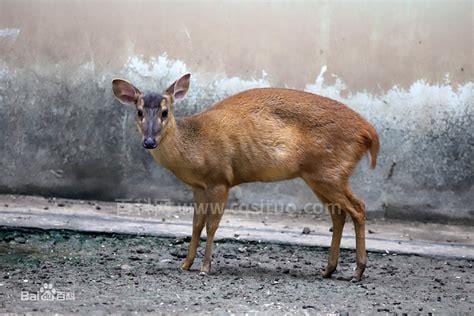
(304, 180, 346, 278)
(304, 177, 367, 281)
(323, 199, 347, 278)
(344, 188, 368, 281)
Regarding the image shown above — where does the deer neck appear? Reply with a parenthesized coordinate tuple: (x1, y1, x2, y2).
(150, 117, 192, 172)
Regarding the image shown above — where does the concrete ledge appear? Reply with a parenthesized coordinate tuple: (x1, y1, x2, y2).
(1, 194, 473, 260)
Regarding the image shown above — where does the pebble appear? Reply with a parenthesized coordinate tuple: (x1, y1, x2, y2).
(135, 246, 151, 254)
(239, 262, 252, 268)
(238, 247, 247, 253)
(302, 305, 316, 309)
(170, 250, 187, 259)
(173, 238, 185, 245)
(223, 254, 237, 259)
(14, 237, 26, 244)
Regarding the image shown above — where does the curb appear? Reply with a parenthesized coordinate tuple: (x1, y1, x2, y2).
(1, 206, 473, 260)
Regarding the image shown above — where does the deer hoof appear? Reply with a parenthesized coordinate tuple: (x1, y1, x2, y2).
(181, 260, 193, 271)
(321, 265, 336, 278)
(350, 272, 364, 283)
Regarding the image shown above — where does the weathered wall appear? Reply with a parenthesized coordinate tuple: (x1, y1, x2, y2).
(0, 0, 472, 222)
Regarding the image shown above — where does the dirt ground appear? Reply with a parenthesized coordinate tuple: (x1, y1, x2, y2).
(0, 228, 472, 314)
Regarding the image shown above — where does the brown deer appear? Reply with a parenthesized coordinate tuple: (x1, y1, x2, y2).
(112, 73, 379, 281)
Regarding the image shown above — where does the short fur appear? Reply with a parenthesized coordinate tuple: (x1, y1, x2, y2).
(112, 75, 380, 281)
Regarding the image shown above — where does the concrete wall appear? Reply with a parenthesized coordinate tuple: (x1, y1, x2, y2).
(0, 0, 472, 222)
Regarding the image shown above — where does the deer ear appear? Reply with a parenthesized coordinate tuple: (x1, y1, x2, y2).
(165, 73, 190, 102)
(112, 79, 141, 105)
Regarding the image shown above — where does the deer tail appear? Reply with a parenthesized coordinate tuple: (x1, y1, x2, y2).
(364, 124, 380, 169)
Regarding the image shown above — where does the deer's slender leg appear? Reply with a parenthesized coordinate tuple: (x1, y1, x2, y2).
(345, 188, 367, 281)
(304, 176, 367, 281)
(304, 179, 346, 278)
(200, 185, 229, 274)
(322, 205, 347, 278)
(181, 187, 207, 270)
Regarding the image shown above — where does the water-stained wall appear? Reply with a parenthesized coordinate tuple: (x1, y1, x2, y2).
(0, 0, 472, 222)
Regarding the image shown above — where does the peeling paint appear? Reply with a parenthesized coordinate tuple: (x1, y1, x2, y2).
(305, 66, 474, 133)
(183, 26, 191, 41)
(0, 68, 8, 80)
(122, 54, 271, 108)
(124, 54, 188, 85)
(120, 55, 473, 132)
(0, 28, 20, 40)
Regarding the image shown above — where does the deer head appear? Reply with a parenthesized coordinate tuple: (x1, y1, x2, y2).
(112, 74, 191, 149)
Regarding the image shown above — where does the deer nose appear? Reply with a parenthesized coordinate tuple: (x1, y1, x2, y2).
(143, 137, 157, 149)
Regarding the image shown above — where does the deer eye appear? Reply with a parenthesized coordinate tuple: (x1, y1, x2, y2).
(137, 110, 143, 117)
(162, 109, 168, 119)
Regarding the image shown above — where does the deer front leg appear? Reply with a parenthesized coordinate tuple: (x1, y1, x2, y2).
(181, 187, 207, 270)
(200, 185, 229, 274)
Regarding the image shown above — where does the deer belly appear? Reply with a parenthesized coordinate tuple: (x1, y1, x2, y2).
(231, 141, 300, 183)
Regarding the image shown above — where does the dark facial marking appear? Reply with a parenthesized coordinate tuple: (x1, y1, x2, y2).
(140, 93, 165, 141)
(143, 93, 164, 109)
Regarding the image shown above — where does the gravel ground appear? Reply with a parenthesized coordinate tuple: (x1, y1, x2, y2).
(0, 228, 472, 314)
